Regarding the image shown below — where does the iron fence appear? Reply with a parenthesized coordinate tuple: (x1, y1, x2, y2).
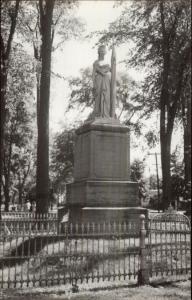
(0, 219, 140, 288)
(147, 208, 191, 279)
(0, 210, 191, 289)
(1, 213, 58, 235)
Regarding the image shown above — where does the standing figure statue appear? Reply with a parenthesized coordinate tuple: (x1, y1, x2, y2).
(92, 45, 116, 118)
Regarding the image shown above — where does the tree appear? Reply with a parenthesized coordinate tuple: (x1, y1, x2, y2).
(170, 147, 187, 206)
(179, 67, 191, 195)
(2, 106, 34, 211)
(67, 68, 94, 112)
(35, 0, 55, 214)
(18, 0, 84, 128)
(67, 67, 142, 132)
(50, 128, 75, 194)
(130, 159, 145, 182)
(96, 0, 191, 208)
(130, 159, 147, 206)
(1, 45, 36, 211)
(144, 131, 159, 149)
(0, 0, 21, 215)
(158, 1, 191, 208)
(11, 147, 35, 206)
(16, 0, 84, 213)
(149, 174, 158, 190)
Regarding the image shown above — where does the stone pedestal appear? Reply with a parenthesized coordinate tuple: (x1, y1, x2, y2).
(73, 118, 131, 181)
(68, 207, 148, 224)
(66, 118, 147, 223)
(67, 180, 139, 207)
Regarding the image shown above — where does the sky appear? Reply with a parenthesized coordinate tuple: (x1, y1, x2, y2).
(48, 0, 182, 178)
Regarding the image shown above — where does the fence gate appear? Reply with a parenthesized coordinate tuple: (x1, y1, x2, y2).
(148, 205, 191, 280)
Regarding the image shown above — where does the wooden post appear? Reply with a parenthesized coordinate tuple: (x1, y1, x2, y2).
(138, 214, 149, 285)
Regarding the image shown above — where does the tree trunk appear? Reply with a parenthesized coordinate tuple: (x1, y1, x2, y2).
(36, 74, 41, 129)
(160, 131, 172, 209)
(184, 96, 191, 194)
(159, 65, 172, 209)
(36, 0, 55, 214)
(3, 178, 11, 212)
(184, 128, 189, 185)
(2, 136, 13, 212)
(0, 0, 20, 218)
(0, 70, 7, 215)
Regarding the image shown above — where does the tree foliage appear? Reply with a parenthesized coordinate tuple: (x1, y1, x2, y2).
(50, 128, 75, 192)
(144, 130, 159, 149)
(1, 0, 85, 213)
(130, 159, 145, 182)
(0, 0, 21, 214)
(2, 45, 36, 210)
(14, 0, 84, 213)
(170, 146, 187, 201)
(179, 68, 191, 189)
(17, 0, 85, 125)
(67, 68, 94, 111)
(149, 174, 158, 190)
(96, 0, 191, 208)
(67, 67, 143, 133)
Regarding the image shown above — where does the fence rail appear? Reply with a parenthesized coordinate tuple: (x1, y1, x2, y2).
(1, 213, 58, 236)
(0, 210, 191, 289)
(1, 211, 58, 220)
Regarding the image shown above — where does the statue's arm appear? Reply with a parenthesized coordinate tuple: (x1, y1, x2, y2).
(102, 65, 111, 72)
(94, 63, 106, 76)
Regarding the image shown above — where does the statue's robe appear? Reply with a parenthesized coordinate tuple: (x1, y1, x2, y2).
(92, 60, 111, 118)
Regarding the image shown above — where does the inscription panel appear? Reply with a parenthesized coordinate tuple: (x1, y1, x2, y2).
(67, 181, 139, 207)
(93, 131, 130, 180)
(73, 124, 131, 181)
(87, 182, 139, 206)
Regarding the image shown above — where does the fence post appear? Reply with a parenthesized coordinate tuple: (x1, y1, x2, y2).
(138, 214, 149, 285)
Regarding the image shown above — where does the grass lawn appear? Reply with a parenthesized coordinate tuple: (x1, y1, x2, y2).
(0, 280, 191, 300)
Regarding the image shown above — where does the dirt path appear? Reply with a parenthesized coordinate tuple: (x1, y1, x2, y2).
(1, 281, 191, 300)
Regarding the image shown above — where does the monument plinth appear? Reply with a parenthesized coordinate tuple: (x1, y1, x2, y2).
(74, 119, 130, 182)
(66, 46, 148, 223)
(66, 119, 147, 223)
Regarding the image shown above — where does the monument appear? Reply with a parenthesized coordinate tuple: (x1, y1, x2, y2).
(66, 45, 148, 223)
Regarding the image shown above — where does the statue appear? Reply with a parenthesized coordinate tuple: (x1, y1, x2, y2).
(92, 45, 116, 118)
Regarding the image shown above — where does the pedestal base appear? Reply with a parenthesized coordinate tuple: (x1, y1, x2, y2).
(66, 180, 139, 207)
(68, 206, 148, 224)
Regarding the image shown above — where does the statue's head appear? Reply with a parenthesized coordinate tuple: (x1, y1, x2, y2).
(98, 45, 106, 55)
